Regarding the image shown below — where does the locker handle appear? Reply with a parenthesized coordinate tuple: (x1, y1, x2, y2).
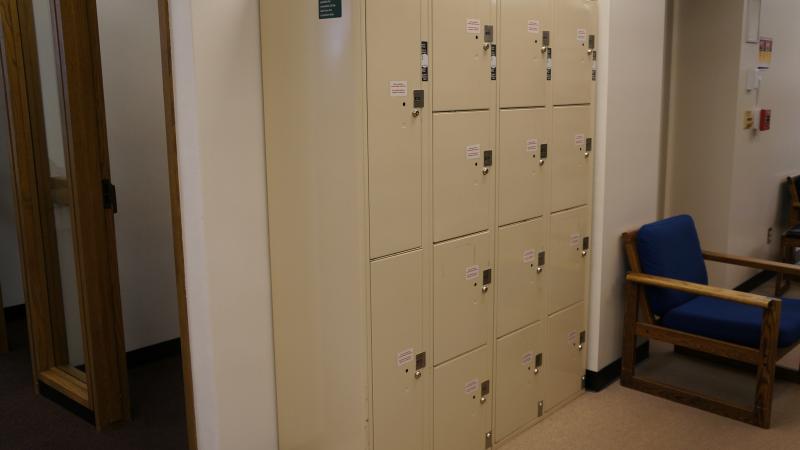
(480, 396, 487, 404)
(584, 152, 590, 158)
(482, 42, 491, 51)
(534, 367, 540, 375)
(536, 267, 543, 274)
(412, 109, 420, 118)
(482, 167, 490, 176)
(414, 370, 422, 379)
(481, 285, 489, 293)
(539, 159, 545, 166)
(582, 251, 588, 257)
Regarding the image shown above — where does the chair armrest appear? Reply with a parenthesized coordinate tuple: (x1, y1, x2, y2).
(703, 250, 800, 277)
(626, 272, 777, 309)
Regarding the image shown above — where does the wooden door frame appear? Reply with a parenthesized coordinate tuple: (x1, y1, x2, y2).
(1, 0, 129, 428)
(157, 1, 197, 448)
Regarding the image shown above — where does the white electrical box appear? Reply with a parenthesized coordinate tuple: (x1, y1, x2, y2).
(261, 0, 596, 448)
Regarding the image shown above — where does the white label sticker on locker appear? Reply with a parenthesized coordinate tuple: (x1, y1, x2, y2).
(521, 351, 534, 366)
(389, 81, 408, 97)
(466, 18, 481, 34)
(466, 144, 481, 160)
(567, 330, 579, 346)
(574, 134, 586, 147)
(527, 20, 540, 33)
(523, 249, 536, 264)
(577, 28, 587, 42)
(465, 265, 481, 280)
(570, 233, 581, 247)
(397, 348, 415, 367)
(464, 378, 480, 395)
(526, 138, 539, 153)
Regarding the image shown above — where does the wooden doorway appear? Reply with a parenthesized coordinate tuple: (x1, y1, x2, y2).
(0, 0, 195, 444)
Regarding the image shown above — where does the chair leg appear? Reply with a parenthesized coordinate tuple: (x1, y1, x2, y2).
(621, 281, 639, 385)
(754, 301, 781, 428)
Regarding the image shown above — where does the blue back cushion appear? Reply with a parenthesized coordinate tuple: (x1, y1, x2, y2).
(636, 215, 708, 317)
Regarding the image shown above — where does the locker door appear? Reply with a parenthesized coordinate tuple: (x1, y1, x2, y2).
(498, 108, 550, 226)
(498, 0, 552, 108)
(434, 232, 492, 365)
(367, 0, 423, 258)
(371, 251, 424, 450)
(545, 302, 586, 410)
(432, 0, 493, 111)
(497, 218, 545, 338)
(433, 111, 493, 242)
(434, 346, 491, 450)
(548, 207, 589, 315)
(552, 0, 597, 105)
(496, 322, 543, 442)
(551, 106, 592, 213)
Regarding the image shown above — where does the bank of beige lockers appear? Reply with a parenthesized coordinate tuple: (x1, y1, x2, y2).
(262, 1, 597, 449)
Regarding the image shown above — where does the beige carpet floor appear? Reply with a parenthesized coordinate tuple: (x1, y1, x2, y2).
(501, 280, 800, 450)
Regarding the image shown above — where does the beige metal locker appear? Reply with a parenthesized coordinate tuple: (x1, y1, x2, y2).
(547, 207, 589, 315)
(434, 346, 492, 450)
(433, 111, 493, 243)
(552, 0, 597, 105)
(497, 218, 545, 338)
(498, 108, 551, 226)
(545, 301, 586, 411)
(432, 0, 493, 111)
(498, 0, 552, 108)
(367, 0, 424, 258)
(434, 232, 492, 366)
(370, 251, 425, 450)
(495, 322, 544, 442)
(551, 105, 592, 213)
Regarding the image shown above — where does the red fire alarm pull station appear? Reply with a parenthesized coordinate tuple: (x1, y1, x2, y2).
(759, 109, 772, 131)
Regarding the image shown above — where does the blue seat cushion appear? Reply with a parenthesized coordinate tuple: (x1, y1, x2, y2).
(662, 296, 800, 348)
(637, 215, 709, 317)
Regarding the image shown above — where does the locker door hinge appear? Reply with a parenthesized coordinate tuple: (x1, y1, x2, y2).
(421, 41, 429, 82)
(589, 35, 597, 81)
(490, 44, 497, 80)
(102, 179, 118, 214)
(485, 430, 493, 449)
(538, 401, 544, 417)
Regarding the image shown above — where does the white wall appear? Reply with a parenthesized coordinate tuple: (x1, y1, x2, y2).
(588, 0, 668, 371)
(97, 0, 180, 353)
(725, 0, 800, 285)
(169, 0, 278, 448)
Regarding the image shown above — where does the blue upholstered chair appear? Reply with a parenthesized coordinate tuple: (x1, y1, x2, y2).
(621, 215, 800, 428)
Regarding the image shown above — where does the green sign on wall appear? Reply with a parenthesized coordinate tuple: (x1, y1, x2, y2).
(319, 0, 342, 19)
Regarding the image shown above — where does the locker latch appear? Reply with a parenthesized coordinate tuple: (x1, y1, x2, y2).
(534, 353, 543, 375)
(585, 138, 592, 158)
(541, 30, 550, 51)
(481, 380, 491, 397)
(483, 151, 493, 168)
(482, 269, 492, 286)
(485, 431, 493, 449)
(538, 401, 544, 417)
(582, 237, 590, 257)
(537, 251, 546, 274)
(581, 375, 587, 390)
(579, 331, 586, 352)
(484, 25, 494, 43)
(421, 41, 429, 82)
(413, 90, 425, 109)
(539, 144, 548, 166)
(415, 352, 426, 370)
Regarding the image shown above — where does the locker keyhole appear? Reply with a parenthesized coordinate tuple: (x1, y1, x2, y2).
(474, 162, 478, 167)
(402, 102, 406, 106)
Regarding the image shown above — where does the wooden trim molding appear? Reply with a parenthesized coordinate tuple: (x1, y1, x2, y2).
(158, 1, 197, 448)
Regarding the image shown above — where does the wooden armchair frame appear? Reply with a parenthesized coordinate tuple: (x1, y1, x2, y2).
(621, 230, 800, 428)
